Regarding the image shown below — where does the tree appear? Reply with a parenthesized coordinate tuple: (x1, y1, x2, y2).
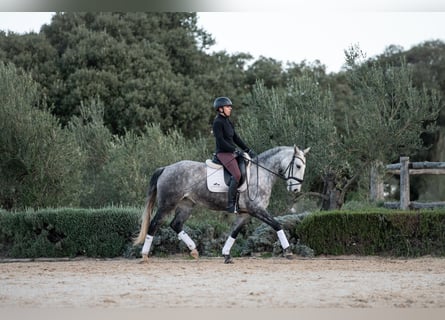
(67, 98, 113, 207)
(238, 73, 337, 212)
(334, 41, 445, 202)
(42, 12, 214, 137)
(245, 56, 285, 90)
(0, 63, 85, 210)
(239, 47, 441, 210)
(324, 47, 441, 208)
(88, 124, 211, 207)
(0, 13, 217, 137)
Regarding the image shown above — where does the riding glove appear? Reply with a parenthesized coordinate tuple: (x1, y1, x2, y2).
(234, 150, 243, 157)
(247, 149, 257, 159)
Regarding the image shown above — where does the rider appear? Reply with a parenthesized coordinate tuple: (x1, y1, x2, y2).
(212, 96, 256, 213)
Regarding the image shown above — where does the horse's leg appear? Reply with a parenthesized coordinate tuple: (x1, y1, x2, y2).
(250, 208, 294, 259)
(170, 200, 199, 259)
(222, 213, 250, 264)
(141, 205, 175, 262)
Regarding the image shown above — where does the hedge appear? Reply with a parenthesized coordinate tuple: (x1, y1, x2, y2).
(1, 207, 444, 259)
(296, 209, 445, 257)
(0, 207, 141, 258)
(0, 207, 238, 259)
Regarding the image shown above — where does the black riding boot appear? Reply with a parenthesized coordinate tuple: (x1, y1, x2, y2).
(226, 176, 239, 213)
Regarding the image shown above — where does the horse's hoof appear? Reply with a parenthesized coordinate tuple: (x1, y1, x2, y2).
(283, 248, 294, 260)
(190, 249, 199, 259)
(285, 253, 295, 260)
(223, 255, 234, 264)
(139, 254, 149, 264)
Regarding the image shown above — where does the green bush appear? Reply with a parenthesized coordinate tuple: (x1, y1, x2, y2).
(297, 208, 445, 256)
(0, 63, 213, 211)
(2, 207, 445, 259)
(80, 123, 211, 208)
(0, 206, 236, 259)
(0, 62, 85, 210)
(0, 207, 140, 258)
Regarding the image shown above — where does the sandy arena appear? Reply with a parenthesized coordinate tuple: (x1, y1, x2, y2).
(1, 255, 444, 308)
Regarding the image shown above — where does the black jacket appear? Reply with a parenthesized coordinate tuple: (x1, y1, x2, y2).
(213, 114, 249, 153)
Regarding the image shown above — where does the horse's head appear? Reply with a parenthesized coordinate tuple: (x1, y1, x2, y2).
(284, 145, 310, 193)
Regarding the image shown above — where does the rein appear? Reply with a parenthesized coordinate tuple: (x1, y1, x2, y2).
(241, 150, 304, 202)
(242, 152, 305, 185)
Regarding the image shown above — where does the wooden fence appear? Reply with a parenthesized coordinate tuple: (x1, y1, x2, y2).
(384, 157, 445, 209)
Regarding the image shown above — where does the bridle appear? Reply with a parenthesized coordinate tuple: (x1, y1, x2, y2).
(241, 149, 305, 201)
(282, 153, 305, 187)
(245, 150, 305, 185)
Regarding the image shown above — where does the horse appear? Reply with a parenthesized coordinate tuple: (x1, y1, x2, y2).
(134, 145, 310, 263)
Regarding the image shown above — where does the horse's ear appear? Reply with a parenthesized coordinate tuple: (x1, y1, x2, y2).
(303, 147, 311, 155)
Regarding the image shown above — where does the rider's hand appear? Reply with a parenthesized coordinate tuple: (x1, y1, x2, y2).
(247, 149, 257, 159)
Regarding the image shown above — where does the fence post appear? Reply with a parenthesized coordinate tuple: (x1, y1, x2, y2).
(400, 156, 410, 209)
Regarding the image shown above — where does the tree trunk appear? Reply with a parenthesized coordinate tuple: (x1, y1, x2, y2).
(321, 172, 343, 210)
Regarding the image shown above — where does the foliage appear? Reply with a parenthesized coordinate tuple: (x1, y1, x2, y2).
(67, 98, 113, 206)
(343, 47, 441, 165)
(2, 207, 444, 259)
(239, 73, 336, 186)
(0, 62, 85, 210)
(238, 74, 338, 209)
(336, 47, 442, 206)
(297, 208, 445, 256)
(245, 57, 284, 89)
(238, 51, 441, 210)
(68, 100, 212, 207)
(0, 13, 216, 137)
(91, 124, 211, 207)
(373, 40, 445, 200)
(0, 207, 140, 258)
(0, 62, 213, 210)
(0, 14, 444, 211)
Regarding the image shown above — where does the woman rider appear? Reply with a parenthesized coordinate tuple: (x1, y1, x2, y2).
(212, 97, 256, 213)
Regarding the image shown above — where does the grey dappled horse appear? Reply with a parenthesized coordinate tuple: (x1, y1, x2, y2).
(134, 145, 310, 263)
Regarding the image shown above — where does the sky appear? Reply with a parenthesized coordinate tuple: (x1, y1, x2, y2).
(0, 11, 444, 73)
(197, 12, 445, 73)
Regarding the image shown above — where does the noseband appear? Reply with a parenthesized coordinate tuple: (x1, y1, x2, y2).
(281, 153, 305, 186)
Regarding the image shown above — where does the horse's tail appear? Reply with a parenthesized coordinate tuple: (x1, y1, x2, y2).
(133, 167, 165, 245)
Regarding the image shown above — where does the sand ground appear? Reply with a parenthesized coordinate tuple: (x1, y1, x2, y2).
(1, 255, 444, 308)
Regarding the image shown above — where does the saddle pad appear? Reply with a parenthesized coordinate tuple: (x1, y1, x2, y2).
(205, 159, 248, 193)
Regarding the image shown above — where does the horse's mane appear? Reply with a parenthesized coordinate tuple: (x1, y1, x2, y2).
(258, 146, 290, 160)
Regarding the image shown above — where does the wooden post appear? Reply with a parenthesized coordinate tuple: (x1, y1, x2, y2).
(385, 158, 445, 210)
(400, 157, 410, 210)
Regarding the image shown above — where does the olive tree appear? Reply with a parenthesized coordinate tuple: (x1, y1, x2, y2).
(341, 47, 441, 205)
(239, 48, 441, 210)
(0, 63, 85, 210)
(238, 73, 337, 212)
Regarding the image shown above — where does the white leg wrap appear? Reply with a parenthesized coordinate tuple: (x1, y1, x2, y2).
(141, 235, 153, 255)
(222, 236, 236, 255)
(178, 230, 196, 250)
(277, 229, 290, 249)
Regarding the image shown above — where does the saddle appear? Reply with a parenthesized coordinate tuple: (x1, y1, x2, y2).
(205, 152, 251, 193)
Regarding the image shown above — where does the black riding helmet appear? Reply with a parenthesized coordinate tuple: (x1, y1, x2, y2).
(213, 97, 232, 111)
